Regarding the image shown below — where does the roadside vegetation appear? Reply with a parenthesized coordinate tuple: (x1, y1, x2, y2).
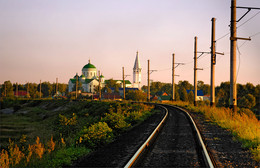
(0, 100, 156, 168)
(166, 101, 260, 161)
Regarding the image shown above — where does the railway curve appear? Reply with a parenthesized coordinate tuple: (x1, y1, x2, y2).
(125, 104, 215, 168)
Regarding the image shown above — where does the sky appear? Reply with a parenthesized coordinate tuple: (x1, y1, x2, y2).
(0, 0, 260, 86)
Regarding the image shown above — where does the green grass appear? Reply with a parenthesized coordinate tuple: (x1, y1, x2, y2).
(166, 101, 260, 161)
(0, 100, 156, 167)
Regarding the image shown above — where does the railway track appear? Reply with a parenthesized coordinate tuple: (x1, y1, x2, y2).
(125, 104, 215, 168)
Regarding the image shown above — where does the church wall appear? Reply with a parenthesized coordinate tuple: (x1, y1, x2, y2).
(82, 68, 97, 79)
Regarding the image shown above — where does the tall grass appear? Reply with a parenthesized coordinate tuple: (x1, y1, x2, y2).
(167, 101, 260, 161)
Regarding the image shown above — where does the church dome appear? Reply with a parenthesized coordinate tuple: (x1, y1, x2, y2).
(74, 73, 79, 79)
(82, 60, 96, 70)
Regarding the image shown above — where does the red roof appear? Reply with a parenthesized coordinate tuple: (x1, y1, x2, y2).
(14, 91, 28, 96)
(102, 93, 121, 99)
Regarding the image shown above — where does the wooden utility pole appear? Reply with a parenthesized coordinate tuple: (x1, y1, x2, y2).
(147, 60, 150, 102)
(76, 75, 78, 99)
(122, 67, 125, 100)
(16, 83, 18, 98)
(98, 71, 101, 100)
(194, 37, 198, 106)
(210, 18, 216, 107)
(40, 80, 42, 99)
(172, 54, 175, 101)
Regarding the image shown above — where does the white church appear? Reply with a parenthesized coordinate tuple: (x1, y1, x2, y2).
(68, 52, 142, 93)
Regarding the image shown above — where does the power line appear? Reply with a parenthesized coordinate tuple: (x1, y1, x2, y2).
(236, 44, 241, 84)
(250, 31, 260, 37)
(216, 11, 260, 42)
(237, 10, 260, 28)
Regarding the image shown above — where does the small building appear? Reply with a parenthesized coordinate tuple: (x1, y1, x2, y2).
(14, 91, 28, 97)
(187, 90, 204, 101)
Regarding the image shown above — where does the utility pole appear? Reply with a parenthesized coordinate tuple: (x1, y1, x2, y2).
(230, 0, 237, 112)
(27, 82, 29, 98)
(194, 37, 204, 106)
(56, 78, 58, 95)
(194, 37, 198, 106)
(147, 60, 157, 102)
(4, 83, 6, 97)
(76, 75, 78, 99)
(172, 54, 175, 101)
(229, 0, 258, 112)
(123, 67, 125, 100)
(211, 18, 224, 107)
(40, 80, 42, 99)
(211, 18, 216, 107)
(16, 83, 18, 98)
(122, 67, 130, 100)
(147, 60, 150, 102)
(172, 53, 183, 101)
(98, 71, 101, 100)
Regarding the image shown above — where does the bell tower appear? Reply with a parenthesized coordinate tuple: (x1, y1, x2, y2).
(133, 51, 142, 89)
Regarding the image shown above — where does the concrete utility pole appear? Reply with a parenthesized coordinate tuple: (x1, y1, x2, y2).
(122, 67, 130, 100)
(211, 18, 224, 107)
(4, 83, 6, 97)
(230, 0, 237, 112)
(16, 83, 18, 98)
(56, 78, 58, 94)
(27, 82, 29, 98)
(211, 18, 216, 107)
(172, 54, 175, 101)
(172, 53, 183, 101)
(147, 60, 157, 102)
(123, 67, 125, 99)
(229, 0, 258, 112)
(194, 37, 198, 106)
(147, 60, 150, 102)
(194, 37, 204, 106)
(76, 75, 78, 99)
(39, 80, 42, 99)
(98, 71, 101, 100)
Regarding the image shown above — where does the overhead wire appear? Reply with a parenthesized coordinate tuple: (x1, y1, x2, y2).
(216, 11, 260, 42)
(237, 10, 260, 28)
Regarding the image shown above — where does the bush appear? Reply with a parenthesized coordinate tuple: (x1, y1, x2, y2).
(102, 112, 131, 132)
(81, 122, 113, 147)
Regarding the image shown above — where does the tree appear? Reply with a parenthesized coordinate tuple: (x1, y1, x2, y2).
(41, 82, 53, 97)
(178, 80, 193, 90)
(105, 79, 120, 93)
(198, 80, 210, 95)
(126, 90, 146, 101)
(188, 91, 194, 103)
(238, 94, 256, 109)
(1, 81, 14, 97)
(28, 83, 38, 98)
(150, 82, 163, 95)
(179, 88, 188, 102)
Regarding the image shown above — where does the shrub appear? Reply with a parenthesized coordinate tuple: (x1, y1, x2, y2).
(103, 112, 131, 132)
(81, 122, 113, 147)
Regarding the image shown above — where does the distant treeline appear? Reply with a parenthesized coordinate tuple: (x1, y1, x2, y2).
(142, 80, 259, 111)
(0, 81, 68, 98)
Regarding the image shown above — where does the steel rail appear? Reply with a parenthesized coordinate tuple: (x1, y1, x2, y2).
(124, 105, 168, 168)
(172, 105, 214, 168)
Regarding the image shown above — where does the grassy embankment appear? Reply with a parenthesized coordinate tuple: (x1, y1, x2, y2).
(166, 101, 260, 161)
(0, 99, 157, 168)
